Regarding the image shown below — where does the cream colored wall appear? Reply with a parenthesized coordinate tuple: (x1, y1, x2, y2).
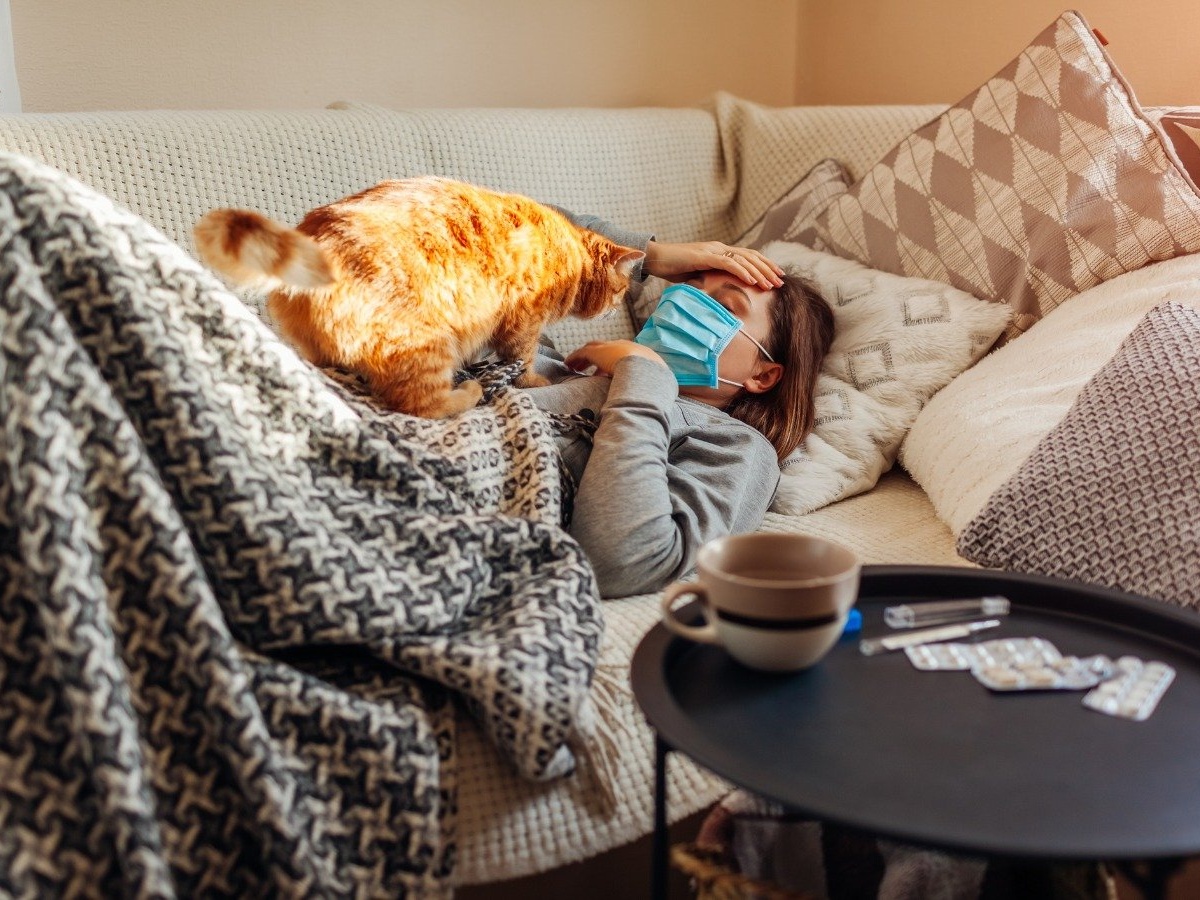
(10, 0, 798, 112)
(795, 0, 1200, 107)
(13, 2, 1194, 114)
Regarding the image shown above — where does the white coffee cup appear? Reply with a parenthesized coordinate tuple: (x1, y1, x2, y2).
(660, 533, 861, 672)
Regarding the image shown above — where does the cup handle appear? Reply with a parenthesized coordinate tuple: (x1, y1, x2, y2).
(660, 582, 720, 644)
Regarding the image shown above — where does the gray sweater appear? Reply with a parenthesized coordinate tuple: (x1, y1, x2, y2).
(528, 208, 781, 596)
(527, 349, 780, 598)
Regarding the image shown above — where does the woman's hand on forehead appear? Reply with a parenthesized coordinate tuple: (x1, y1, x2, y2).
(643, 240, 783, 290)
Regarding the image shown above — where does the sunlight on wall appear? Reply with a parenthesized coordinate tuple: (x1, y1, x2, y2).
(10, 0, 799, 112)
(795, 0, 1199, 107)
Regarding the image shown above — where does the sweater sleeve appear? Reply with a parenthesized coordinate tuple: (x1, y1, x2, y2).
(550, 206, 655, 283)
(568, 356, 780, 598)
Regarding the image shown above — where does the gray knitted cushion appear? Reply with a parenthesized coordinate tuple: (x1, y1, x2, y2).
(957, 301, 1200, 610)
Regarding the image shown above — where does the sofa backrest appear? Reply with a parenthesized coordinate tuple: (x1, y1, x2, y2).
(0, 95, 941, 348)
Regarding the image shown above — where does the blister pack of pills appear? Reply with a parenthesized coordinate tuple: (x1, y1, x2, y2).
(972, 654, 1119, 692)
(1082, 656, 1175, 721)
(905, 636, 1061, 672)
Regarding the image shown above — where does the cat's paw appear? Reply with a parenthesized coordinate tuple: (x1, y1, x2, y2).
(515, 371, 551, 388)
(415, 379, 483, 417)
(448, 379, 484, 412)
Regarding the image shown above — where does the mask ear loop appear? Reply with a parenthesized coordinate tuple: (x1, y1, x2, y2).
(715, 330, 776, 389)
(739, 328, 774, 362)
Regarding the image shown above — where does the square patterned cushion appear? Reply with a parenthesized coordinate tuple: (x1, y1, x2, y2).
(810, 11, 1200, 341)
(957, 301, 1200, 610)
(627, 158, 849, 328)
(763, 241, 1010, 516)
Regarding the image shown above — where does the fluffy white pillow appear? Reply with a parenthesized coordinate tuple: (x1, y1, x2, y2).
(764, 241, 1011, 516)
(899, 252, 1200, 535)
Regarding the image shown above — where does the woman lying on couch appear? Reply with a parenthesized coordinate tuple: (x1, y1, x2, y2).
(527, 216, 835, 597)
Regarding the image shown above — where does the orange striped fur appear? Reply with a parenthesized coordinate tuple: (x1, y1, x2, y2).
(195, 176, 643, 417)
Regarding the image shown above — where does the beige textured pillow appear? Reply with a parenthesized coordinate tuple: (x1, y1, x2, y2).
(899, 252, 1200, 536)
(763, 241, 1010, 516)
(957, 302, 1200, 609)
(628, 158, 849, 328)
(811, 11, 1200, 341)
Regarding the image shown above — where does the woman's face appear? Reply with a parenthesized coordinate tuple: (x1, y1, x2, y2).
(679, 270, 779, 403)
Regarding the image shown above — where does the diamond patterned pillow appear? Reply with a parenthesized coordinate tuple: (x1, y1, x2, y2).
(958, 301, 1200, 610)
(627, 158, 849, 328)
(735, 157, 850, 250)
(764, 241, 1011, 516)
(811, 11, 1200, 341)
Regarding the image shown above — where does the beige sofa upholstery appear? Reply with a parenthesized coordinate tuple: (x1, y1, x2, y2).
(0, 95, 965, 886)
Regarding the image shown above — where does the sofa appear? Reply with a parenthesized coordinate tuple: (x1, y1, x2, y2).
(3, 12, 1199, 897)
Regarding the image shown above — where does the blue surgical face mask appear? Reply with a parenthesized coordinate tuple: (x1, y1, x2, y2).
(634, 283, 774, 389)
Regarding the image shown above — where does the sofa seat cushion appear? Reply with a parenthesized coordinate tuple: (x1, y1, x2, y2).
(758, 470, 968, 566)
(451, 469, 964, 883)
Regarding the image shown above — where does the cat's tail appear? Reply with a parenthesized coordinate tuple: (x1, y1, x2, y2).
(194, 208, 335, 290)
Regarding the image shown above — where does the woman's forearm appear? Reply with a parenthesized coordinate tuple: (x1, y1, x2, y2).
(567, 356, 684, 596)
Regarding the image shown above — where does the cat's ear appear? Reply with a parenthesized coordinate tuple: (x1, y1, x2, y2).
(613, 248, 646, 279)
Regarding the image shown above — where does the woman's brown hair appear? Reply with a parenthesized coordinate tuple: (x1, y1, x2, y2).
(724, 271, 834, 462)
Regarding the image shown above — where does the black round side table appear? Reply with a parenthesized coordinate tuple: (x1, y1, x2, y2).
(632, 565, 1200, 900)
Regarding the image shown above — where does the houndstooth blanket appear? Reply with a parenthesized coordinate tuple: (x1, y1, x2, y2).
(0, 153, 603, 898)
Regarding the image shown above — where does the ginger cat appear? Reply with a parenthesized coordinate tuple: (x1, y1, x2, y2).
(194, 176, 643, 417)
